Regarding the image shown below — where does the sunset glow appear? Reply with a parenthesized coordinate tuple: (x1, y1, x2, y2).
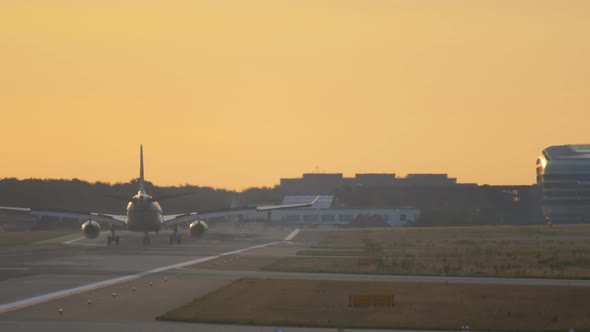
(1, 0, 589, 189)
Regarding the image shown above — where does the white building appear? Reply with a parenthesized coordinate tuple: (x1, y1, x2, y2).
(258, 196, 419, 227)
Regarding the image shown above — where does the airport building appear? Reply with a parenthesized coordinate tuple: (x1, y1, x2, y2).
(537, 144, 590, 223)
(277, 172, 542, 225)
(255, 196, 419, 227)
(280, 173, 462, 195)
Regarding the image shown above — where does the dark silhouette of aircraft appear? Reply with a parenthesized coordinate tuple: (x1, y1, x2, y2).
(0, 145, 316, 246)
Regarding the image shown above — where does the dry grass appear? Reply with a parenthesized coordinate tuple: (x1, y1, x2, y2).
(266, 225, 590, 279)
(0, 231, 73, 246)
(159, 278, 590, 331)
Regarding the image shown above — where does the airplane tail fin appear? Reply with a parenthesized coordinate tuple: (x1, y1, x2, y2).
(139, 144, 145, 193)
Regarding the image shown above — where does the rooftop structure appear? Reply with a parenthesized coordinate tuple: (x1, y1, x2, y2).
(405, 174, 457, 186)
(280, 172, 461, 195)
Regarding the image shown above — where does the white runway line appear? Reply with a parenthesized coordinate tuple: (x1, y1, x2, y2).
(0, 232, 298, 315)
(283, 228, 300, 241)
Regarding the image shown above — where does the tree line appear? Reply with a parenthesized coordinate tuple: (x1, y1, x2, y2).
(0, 178, 284, 215)
(0, 178, 542, 226)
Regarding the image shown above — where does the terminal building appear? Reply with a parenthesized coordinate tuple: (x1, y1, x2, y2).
(280, 173, 463, 195)
(537, 144, 590, 224)
(256, 196, 419, 227)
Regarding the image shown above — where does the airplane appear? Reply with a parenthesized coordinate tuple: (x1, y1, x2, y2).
(0, 145, 317, 246)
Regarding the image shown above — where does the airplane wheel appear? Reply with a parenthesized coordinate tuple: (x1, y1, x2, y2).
(115, 235, 120, 246)
(107, 236, 112, 247)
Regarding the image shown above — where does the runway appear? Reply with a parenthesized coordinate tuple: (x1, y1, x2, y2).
(1, 226, 590, 332)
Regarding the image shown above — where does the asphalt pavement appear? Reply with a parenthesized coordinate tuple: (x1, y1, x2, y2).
(1, 225, 588, 332)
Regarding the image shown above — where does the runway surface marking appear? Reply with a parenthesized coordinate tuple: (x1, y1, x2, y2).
(0, 229, 300, 315)
(283, 228, 300, 241)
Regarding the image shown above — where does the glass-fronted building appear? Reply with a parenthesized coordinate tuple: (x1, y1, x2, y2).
(537, 145, 590, 223)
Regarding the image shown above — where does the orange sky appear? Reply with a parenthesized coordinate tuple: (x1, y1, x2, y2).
(1, 0, 589, 190)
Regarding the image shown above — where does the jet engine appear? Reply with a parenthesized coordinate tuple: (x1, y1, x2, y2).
(189, 220, 208, 237)
(81, 220, 100, 239)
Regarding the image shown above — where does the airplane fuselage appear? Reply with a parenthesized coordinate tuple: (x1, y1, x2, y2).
(125, 192, 163, 233)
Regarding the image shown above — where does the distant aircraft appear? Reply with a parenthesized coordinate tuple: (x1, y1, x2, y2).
(0, 145, 317, 246)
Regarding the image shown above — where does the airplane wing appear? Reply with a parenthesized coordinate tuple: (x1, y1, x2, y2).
(0, 206, 127, 228)
(162, 196, 319, 227)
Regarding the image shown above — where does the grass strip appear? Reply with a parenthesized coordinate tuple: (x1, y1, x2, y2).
(159, 278, 590, 331)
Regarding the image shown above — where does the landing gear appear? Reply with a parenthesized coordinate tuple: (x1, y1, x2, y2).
(169, 225, 181, 244)
(143, 232, 150, 246)
(107, 227, 120, 247)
